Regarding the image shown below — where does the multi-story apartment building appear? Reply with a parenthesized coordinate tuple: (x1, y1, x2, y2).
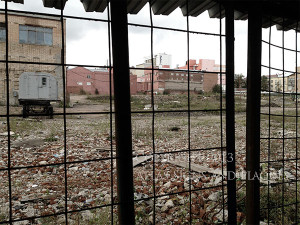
(0, 12, 65, 105)
(133, 53, 172, 77)
(268, 71, 300, 93)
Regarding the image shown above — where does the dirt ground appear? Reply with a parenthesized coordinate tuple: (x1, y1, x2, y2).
(0, 93, 299, 224)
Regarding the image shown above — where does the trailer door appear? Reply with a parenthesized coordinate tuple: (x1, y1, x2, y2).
(27, 75, 39, 99)
(38, 76, 49, 99)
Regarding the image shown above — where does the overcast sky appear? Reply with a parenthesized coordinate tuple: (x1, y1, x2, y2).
(1, 0, 299, 76)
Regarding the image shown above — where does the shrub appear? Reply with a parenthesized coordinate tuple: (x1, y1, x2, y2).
(79, 88, 86, 95)
(163, 90, 170, 95)
(212, 84, 221, 93)
(197, 90, 204, 95)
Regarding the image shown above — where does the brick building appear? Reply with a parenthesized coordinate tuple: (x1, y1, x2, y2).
(135, 58, 221, 94)
(179, 58, 226, 90)
(136, 69, 218, 94)
(179, 58, 225, 72)
(67, 66, 137, 95)
(0, 12, 65, 105)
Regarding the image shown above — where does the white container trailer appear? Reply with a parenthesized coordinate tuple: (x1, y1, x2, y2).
(19, 72, 59, 118)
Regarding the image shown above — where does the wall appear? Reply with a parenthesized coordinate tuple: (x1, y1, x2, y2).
(136, 70, 212, 93)
(199, 59, 215, 71)
(203, 73, 218, 92)
(0, 12, 65, 105)
(67, 67, 137, 95)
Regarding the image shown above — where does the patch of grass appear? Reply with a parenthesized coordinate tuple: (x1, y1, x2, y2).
(0, 212, 8, 223)
(88, 120, 111, 134)
(70, 208, 117, 225)
(39, 215, 63, 225)
(261, 114, 296, 130)
(87, 95, 111, 104)
(10, 118, 44, 137)
(260, 184, 299, 224)
(44, 135, 58, 142)
(45, 126, 60, 142)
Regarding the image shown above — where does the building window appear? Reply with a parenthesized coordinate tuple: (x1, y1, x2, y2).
(87, 75, 91, 79)
(77, 82, 83, 85)
(0, 23, 6, 42)
(19, 25, 53, 46)
(171, 73, 174, 75)
(87, 82, 91, 85)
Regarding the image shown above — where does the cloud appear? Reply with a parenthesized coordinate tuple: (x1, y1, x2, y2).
(66, 19, 108, 43)
(3, 1, 293, 76)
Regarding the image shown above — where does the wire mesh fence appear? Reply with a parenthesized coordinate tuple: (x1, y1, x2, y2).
(0, 1, 229, 224)
(0, 1, 299, 225)
(260, 17, 300, 224)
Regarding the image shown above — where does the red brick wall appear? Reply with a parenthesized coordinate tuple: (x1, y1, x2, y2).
(67, 67, 137, 95)
(130, 75, 137, 94)
(203, 73, 218, 92)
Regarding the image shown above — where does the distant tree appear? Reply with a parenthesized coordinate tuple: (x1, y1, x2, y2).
(275, 82, 282, 92)
(234, 74, 246, 88)
(261, 75, 269, 91)
(212, 84, 221, 93)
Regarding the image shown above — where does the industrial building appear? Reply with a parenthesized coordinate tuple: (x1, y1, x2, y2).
(137, 69, 218, 94)
(1, 1, 299, 225)
(67, 66, 137, 95)
(0, 12, 65, 105)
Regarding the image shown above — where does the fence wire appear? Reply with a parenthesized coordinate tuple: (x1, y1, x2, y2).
(2, 1, 299, 225)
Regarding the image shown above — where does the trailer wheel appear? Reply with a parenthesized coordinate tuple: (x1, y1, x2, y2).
(49, 106, 53, 119)
(22, 105, 28, 118)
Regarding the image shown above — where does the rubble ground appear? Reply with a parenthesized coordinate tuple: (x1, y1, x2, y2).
(0, 93, 299, 224)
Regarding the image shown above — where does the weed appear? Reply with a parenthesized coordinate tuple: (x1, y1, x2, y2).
(260, 184, 298, 224)
(9, 118, 44, 138)
(0, 212, 8, 222)
(44, 135, 58, 142)
(45, 127, 59, 142)
(39, 215, 62, 225)
(69, 207, 118, 225)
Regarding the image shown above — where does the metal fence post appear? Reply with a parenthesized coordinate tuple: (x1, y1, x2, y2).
(246, 4, 262, 225)
(110, 1, 135, 224)
(225, 3, 237, 224)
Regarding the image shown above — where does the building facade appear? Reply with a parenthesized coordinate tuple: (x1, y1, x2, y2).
(134, 58, 220, 94)
(0, 12, 65, 105)
(179, 58, 226, 72)
(136, 69, 218, 94)
(179, 58, 226, 91)
(133, 53, 172, 78)
(67, 67, 137, 95)
(269, 73, 297, 93)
